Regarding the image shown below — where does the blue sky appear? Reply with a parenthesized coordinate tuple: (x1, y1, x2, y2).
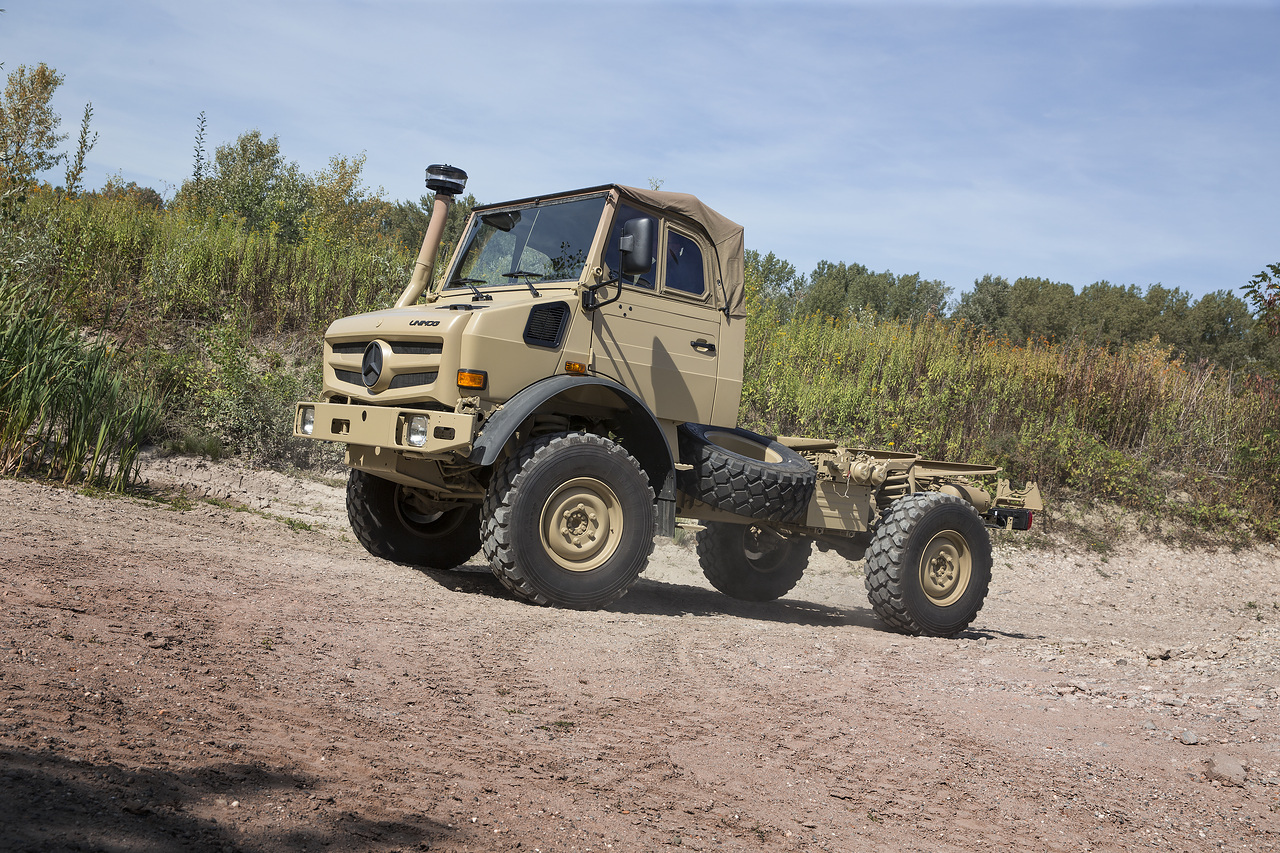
(4, 0, 1278, 302)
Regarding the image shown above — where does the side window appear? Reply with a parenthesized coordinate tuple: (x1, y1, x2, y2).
(604, 203, 658, 289)
(665, 230, 706, 296)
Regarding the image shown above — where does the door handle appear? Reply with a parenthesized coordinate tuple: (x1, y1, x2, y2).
(690, 340, 716, 354)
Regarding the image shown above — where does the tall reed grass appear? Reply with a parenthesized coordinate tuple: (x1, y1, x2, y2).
(743, 309, 1280, 535)
(27, 188, 414, 337)
(0, 274, 161, 489)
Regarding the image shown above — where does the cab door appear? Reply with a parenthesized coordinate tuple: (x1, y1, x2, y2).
(590, 206, 722, 425)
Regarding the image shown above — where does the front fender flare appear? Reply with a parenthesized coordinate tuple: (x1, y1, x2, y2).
(468, 376, 676, 534)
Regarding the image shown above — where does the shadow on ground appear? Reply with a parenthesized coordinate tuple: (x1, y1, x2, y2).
(416, 563, 886, 630)
(0, 748, 449, 852)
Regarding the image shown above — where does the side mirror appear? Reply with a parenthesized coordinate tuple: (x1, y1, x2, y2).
(619, 217, 654, 277)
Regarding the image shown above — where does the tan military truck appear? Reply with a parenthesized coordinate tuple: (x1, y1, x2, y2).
(294, 166, 1041, 637)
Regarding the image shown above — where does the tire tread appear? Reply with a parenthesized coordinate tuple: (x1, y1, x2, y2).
(863, 492, 992, 637)
(481, 432, 655, 609)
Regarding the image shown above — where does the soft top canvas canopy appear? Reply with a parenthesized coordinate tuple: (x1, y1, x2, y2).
(472, 184, 747, 318)
(616, 185, 746, 319)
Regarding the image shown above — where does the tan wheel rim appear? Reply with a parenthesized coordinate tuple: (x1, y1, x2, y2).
(705, 430, 784, 464)
(540, 477, 623, 572)
(918, 530, 972, 607)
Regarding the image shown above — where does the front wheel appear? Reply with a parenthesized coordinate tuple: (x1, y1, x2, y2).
(863, 492, 992, 637)
(346, 469, 482, 569)
(697, 522, 810, 601)
(482, 432, 656, 609)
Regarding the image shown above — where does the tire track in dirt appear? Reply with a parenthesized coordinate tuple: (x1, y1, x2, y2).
(2, 470, 1279, 851)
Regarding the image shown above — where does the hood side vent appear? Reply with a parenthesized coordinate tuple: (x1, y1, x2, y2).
(523, 302, 571, 349)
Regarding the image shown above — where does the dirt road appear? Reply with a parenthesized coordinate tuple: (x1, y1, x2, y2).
(2, 455, 1278, 851)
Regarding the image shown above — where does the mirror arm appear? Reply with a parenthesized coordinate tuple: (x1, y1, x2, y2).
(583, 276, 623, 311)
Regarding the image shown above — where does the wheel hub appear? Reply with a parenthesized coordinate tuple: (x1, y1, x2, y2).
(918, 531, 972, 606)
(927, 552, 956, 588)
(541, 478, 623, 572)
(559, 502, 598, 546)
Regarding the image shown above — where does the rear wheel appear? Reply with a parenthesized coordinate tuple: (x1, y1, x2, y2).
(697, 521, 809, 601)
(863, 492, 992, 637)
(482, 432, 655, 609)
(346, 469, 481, 569)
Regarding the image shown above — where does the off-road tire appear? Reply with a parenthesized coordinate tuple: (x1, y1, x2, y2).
(863, 492, 992, 637)
(346, 469, 481, 569)
(697, 521, 810, 601)
(677, 423, 816, 522)
(481, 432, 655, 610)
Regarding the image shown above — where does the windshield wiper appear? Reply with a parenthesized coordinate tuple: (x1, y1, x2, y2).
(502, 270, 543, 297)
(448, 277, 493, 301)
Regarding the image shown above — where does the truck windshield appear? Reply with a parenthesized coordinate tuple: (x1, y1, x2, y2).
(444, 195, 607, 290)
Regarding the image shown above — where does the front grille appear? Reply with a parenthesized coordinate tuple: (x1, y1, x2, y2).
(391, 342, 443, 355)
(331, 337, 443, 391)
(390, 372, 437, 389)
(334, 369, 437, 389)
(331, 340, 444, 355)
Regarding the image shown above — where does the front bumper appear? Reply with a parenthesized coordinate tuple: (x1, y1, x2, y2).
(293, 401, 477, 458)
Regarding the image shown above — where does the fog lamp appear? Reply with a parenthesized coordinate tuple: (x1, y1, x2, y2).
(299, 406, 315, 436)
(406, 415, 430, 447)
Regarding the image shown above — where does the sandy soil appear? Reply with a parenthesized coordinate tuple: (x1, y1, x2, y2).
(2, 453, 1279, 852)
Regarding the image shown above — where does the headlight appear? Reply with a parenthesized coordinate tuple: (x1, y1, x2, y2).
(299, 406, 315, 436)
(406, 415, 430, 447)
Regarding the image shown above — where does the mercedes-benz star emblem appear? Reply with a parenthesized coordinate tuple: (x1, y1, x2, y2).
(361, 342, 383, 388)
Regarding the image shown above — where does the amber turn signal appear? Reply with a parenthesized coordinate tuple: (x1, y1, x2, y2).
(564, 361, 588, 375)
(457, 369, 487, 390)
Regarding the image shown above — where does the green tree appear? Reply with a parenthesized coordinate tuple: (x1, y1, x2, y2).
(100, 176, 164, 210)
(797, 260, 854, 318)
(189, 111, 208, 209)
(1185, 289, 1256, 368)
(841, 263, 891, 317)
(883, 271, 950, 321)
(1006, 277, 1077, 342)
(1244, 262, 1280, 338)
(744, 249, 802, 317)
(381, 191, 476, 262)
(953, 274, 1015, 336)
(62, 102, 97, 196)
(1141, 284, 1194, 350)
(304, 152, 386, 243)
(0, 62, 66, 186)
(175, 130, 310, 241)
(799, 260, 950, 321)
(1074, 281, 1151, 348)
(0, 61, 96, 219)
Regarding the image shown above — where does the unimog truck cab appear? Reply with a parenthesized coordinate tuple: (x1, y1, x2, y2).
(295, 166, 1041, 636)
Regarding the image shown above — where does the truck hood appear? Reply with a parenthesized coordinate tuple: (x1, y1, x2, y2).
(324, 290, 554, 339)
